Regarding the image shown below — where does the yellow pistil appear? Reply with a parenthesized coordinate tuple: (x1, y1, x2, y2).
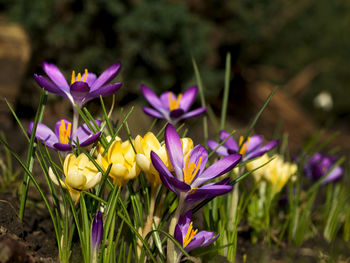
(183, 154, 203, 184)
(168, 92, 183, 111)
(71, 69, 88, 84)
(59, 120, 72, 144)
(238, 136, 250, 155)
(183, 222, 198, 248)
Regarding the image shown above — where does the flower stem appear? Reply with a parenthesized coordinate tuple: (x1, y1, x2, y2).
(72, 107, 79, 134)
(167, 193, 185, 263)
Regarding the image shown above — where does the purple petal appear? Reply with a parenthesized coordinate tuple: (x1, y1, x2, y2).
(180, 107, 206, 119)
(160, 92, 171, 110)
(244, 140, 278, 161)
(179, 86, 198, 112)
(187, 145, 208, 182)
(91, 211, 103, 250)
(141, 84, 163, 109)
(192, 154, 241, 187)
(185, 236, 205, 252)
(142, 107, 164, 119)
(54, 119, 72, 139)
(28, 122, 58, 148)
(82, 72, 97, 87)
(323, 166, 343, 184)
(174, 224, 184, 245)
(91, 62, 121, 90)
(70, 81, 90, 102)
(86, 83, 122, 102)
(246, 135, 263, 154)
(53, 142, 73, 151)
(207, 140, 229, 156)
(150, 151, 177, 194)
(169, 109, 184, 119)
(42, 62, 70, 91)
(165, 124, 184, 179)
(78, 132, 101, 147)
(186, 182, 233, 203)
(219, 130, 238, 152)
(167, 175, 191, 192)
(186, 231, 218, 251)
(34, 74, 69, 100)
(71, 120, 100, 142)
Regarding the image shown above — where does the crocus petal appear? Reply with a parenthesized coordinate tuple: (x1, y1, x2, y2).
(185, 236, 205, 252)
(219, 130, 238, 152)
(28, 122, 58, 148)
(181, 107, 206, 119)
(54, 119, 72, 138)
(42, 62, 70, 92)
(141, 84, 163, 109)
(186, 181, 232, 203)
(323, 166, 343, 184)
(71, 121, 100, 143)
(180, 86, 198, 112)
(70, 81, 90, 102)
(174, 224, 184, 245)
(34, 74, 70, 100)
(82, 72, 97, 87)
(192, 154, 241, 187)
(169, 109, 184, 119)
(207, 140, 229, 156)
(87, 82, 122, 101)
(79, 132, 101, 147)
(165, 124, 184, 178)
(244, 140, 278, 161)
(53, 143, 73, 151)
(91, 62, 121, 90)
(160, 92, 171, 110)
(142, 107, 164, 119)
(188, 145, 208, 180)
(150, 151, 177, 193)
(84, 172, 102, 189)
(246, 135, 263, 154)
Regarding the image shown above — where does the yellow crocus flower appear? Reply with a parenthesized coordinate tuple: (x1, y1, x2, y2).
(97, 137, 140, 186)
(247, 154, 297, 193)
(49, 153, 102, 203)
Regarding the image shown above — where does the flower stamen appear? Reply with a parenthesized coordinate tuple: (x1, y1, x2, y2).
(71, 69, 89, 84)
(183, 154, 202, 184)
(183, 221, 198, 248)
(59, 120, 71, 144)
(238, 136, 250, 155)
(168, 92, 183, 111)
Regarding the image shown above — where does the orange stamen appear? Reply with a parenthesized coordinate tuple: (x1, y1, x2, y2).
(83, 69, 88, 82)
(71, 71, 76, 84)
(59, 120, 71, 144)
(238, 136, 250, 155)
(71, 69, 89, 84)
(183, 222, 198, 248)
(168, 92, 183, 111)
(183, 154, 202, 184)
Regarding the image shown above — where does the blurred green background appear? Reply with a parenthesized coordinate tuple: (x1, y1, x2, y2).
(1, 0, 350, 143)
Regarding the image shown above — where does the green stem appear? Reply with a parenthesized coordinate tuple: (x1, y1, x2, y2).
(167, 193, 185, 263)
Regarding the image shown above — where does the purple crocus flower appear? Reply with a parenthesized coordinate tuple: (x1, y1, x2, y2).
(304, 153, 343, 184)
(174, 210, 218, 252)
(91, 211, 103, 251)
(150, 124, 241, 203)
(141, 84, 206, 125)
(28, 119, 101, 151)
(34, 62, 122, 107)
(207, 130, 278, 161)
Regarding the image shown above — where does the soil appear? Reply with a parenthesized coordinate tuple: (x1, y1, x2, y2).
(0, 192, 57, 263)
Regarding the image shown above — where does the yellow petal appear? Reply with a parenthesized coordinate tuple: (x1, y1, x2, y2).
(66, 171, 87, 189)
(84, 172, 102, 189)
(110, 163, 128, 178)
(48, 167, 67, 188)
(64, 153, 76, 177)
(136, 153, 151, 173)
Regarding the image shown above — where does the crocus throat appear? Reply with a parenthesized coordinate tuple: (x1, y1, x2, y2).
(59, 120, 71, 144)
(183, 221, 198, 248)
(168, 92, 183, 111)
(71, 69, 88, 84)
(238, 136, 250, 155)
(183, 154, 203, 184)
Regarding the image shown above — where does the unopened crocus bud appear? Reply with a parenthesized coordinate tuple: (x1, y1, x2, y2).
(92, 211, 103, 250)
